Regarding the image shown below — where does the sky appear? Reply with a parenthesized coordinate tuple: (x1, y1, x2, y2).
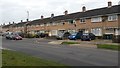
(0, 0, 119, 25)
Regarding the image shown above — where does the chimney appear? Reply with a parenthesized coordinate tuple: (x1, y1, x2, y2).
(21, 20, 23, 23)
(3, 23, 5, 25)
(108, 1, 112, 8)
(13, 21, 15, 24)
(26, 19, 29, 22)
(51, 14, 54, 18)
(9, 22, 11, 24)
(64, 10, 68, 15)
(41, 15, 44, 19)
(82, 6, 86, 12)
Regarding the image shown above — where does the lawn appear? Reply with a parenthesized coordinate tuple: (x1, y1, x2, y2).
(2, 50, 66, 66)
(61, 41, 80, 45)
(97, 44, 120, 51)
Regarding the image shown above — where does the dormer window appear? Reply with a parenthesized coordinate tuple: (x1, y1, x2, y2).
(108, 14, 118, 21)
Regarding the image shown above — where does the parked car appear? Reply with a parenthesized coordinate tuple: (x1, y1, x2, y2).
(6, 34, 22, 40)
(81, 33, 95, 41)
(35, 33, 48, 38)
(68, 31, 83, 40)
(12, 34, 22, 40)
(6, 34, 14, 40)
(56, 32, 71, 40)
(56, 33, 64, 40)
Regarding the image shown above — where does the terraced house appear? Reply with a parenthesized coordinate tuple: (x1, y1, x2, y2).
(2, 1, 120, 39)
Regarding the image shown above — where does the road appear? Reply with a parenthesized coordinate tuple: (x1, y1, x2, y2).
(2, 38, 118, 66)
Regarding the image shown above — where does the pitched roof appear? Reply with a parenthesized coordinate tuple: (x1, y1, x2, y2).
(29, 5, 120, 25)
(14, 22, 27, 27)
(3, 5, 120, 27)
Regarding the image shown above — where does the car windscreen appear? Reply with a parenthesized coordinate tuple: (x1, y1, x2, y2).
(71, 33, 77, 35)
(83, 33, 89, 36)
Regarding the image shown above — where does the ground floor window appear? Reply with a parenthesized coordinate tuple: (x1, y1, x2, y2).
(51, 30, 58, 36)
(91, 28, 102, 36)
(68, 30, 76, 34)
(78, 29, 89, 33)
(115, 29, 120, 35)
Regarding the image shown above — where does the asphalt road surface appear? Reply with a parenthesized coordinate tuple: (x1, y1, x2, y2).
(2, 38, 118, 66)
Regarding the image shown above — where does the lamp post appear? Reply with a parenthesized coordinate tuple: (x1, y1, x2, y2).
(24, 11, 29, 37)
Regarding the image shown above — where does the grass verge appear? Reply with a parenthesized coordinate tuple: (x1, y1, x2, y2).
(61, 41, 80, 45)
(2, 50, 66, 66)
(97, 44, 120, 51)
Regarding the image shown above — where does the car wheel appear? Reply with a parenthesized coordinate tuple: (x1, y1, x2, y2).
(81, 39, 83, 41)
(89, 38, 91, 41)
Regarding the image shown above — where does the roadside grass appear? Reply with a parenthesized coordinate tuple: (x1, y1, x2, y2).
(97, 44, 120, 51)
(61, 41, 80, 45)
(2, 50, 66, 66)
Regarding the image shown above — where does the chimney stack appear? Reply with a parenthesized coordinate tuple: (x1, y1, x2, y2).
(21, 20, 23, 23)
(51, 14, 54, 18)
(64, 10, 68, 15)
(9, 22, 11, 24)
(13, 21, 15, 24)
(26, 19, 29, 22)
(108, 1, 112, 8)
(82, 6, 86, 12)
(41, 15, 44, 19)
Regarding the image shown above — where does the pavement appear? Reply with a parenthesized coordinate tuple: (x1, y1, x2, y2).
(48, 40, 97, 48)
(46, 39, 119, 48)
(2, 37, 119, 66)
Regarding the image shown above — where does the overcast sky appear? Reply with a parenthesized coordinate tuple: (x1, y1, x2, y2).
(0, 0, 119, 25)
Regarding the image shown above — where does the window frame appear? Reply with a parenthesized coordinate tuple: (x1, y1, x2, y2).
(80, 18, 86, 23)
(68, 20, 76, 24)
(108, 14, 118, 21)
(91, 17, 102, 23)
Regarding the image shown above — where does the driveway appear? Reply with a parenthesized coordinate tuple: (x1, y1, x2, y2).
(2, 38, 118, 66)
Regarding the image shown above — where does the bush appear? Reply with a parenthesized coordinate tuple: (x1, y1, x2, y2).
(112, 35, 120, 43)
(25, 34, 35, 38)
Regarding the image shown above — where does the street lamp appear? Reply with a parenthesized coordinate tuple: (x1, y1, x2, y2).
(24, 11, 30, 37)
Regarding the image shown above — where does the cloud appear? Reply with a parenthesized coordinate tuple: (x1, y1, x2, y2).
(0, 0, 119, 24)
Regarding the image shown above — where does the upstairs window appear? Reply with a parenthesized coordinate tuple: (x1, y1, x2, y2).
(52, 22, 58, 25)
(58, 22, 65, 25)
(36, 25, 39, 27)
(80, 18, 86, 23)
(68, 20, 76, 24)
(91, 17, 102, 22)
(108, 15, 118, 21)
(40, 24, 44, 26)
(46, 23, 50, 26)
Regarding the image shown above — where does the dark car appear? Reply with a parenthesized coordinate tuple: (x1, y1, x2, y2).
(81, 33, 95, 41)
(35, 33, 48, 38)
(56, 32, 71, 40)
(68, 31, 83, 40)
